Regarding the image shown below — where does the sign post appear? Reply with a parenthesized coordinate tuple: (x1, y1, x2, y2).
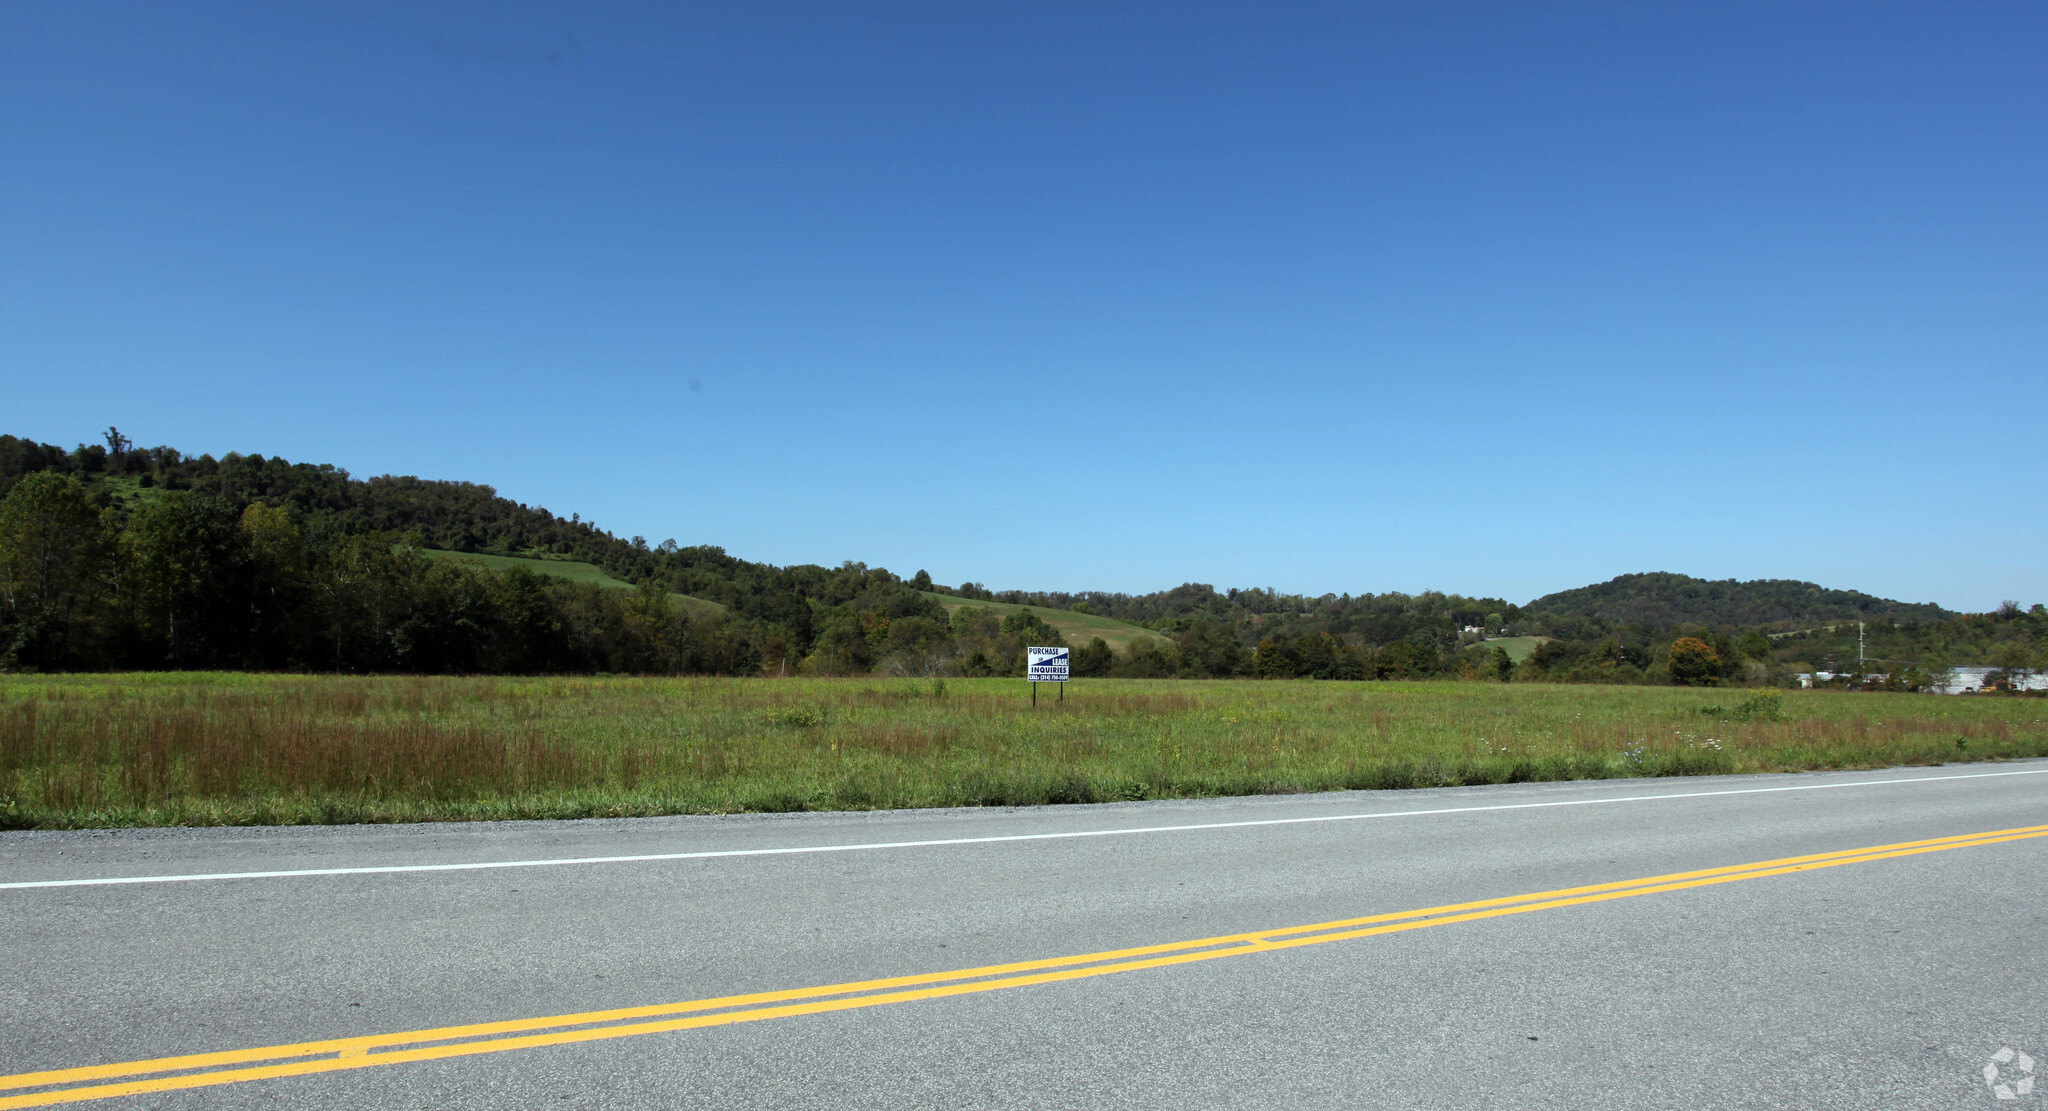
(1026, 646, 1069, 706)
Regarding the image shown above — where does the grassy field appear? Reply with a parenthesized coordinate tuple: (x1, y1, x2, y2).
(918, 592, 1173, 654)
(421, 550, 724, 617)
(1482, 636, 1554, 663)
(2, 674, 2042, 829)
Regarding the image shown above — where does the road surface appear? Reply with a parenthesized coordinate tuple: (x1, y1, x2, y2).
(4, 762, 2046, 1109)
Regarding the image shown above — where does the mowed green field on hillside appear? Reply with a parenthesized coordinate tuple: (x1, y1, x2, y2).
(4, 673, 2041, 828)
(421, 550, 724, 616)
(918, 592, 1173, 654)
(1483, 636, 1554, 663)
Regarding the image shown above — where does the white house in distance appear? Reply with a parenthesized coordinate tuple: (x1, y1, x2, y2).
(1797, 667, 2048, 694)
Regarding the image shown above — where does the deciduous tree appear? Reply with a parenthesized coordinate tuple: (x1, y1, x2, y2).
(1667, 637, 1722, 686)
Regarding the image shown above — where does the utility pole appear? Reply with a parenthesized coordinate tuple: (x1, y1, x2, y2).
(1858, 621, 1866, 667)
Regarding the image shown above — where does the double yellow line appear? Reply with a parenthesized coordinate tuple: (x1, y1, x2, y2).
(5, 822, 2045, 1108)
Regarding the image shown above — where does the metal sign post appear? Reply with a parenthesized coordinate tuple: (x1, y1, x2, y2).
(1026, 646, 1069, 706)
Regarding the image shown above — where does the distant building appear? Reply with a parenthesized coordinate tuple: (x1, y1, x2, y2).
(1796, 668, 2047, 694)
(1940, 667, 2048, 694)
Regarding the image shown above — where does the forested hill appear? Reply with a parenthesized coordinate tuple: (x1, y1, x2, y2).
(1525, 572, 1956, 630)
(0, 431, 1167, 677)
(1, 432, 700, 584)
(3, 431, 2034, 684)
(0, 431, 884, 648)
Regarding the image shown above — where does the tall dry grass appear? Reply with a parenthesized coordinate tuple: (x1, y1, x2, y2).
(2, 674, 2043, 827)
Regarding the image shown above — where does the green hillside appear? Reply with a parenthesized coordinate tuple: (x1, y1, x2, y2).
(918, 592, 1172, 655)
(422, 550, 724, 617)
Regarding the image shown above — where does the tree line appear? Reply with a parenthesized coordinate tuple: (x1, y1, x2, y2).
(3, 432, 2039, 685)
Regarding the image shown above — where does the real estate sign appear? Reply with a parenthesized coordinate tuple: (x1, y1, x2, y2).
(1026, 646, 1070, 683)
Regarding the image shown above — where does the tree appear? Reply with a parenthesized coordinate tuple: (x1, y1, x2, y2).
(0, 472, 110, 667)
(805, 611, 874, 676)
(122, 493, 249, 667)
(1119, 637, 1177, 678)
(1178, 619, 1244, 678)
(1253, 636, 1297, 679)
(881, 616, 954, 677)
(0, 473, 104, 618)
(1295, 632, 1336, 679)
(1667, 637, 1722, 686)
(1375, 636, 1441, 680)
(1074, 636, 1113, 678)
(1489, 646, 1516, 683)
(485, 566, 563, 673)
(241, 503, 311, 666)
(1326, 641, 1368, 680)
(1987, 640, 2035, 690)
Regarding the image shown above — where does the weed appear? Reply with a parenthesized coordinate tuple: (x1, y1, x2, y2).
(1737, 689, 1785, 721)
(1698, 689, 1785, 722)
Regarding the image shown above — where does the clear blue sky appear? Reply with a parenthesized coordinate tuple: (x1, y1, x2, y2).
(4, 2, 2042, 611)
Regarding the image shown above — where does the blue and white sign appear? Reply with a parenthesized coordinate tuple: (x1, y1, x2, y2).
(1026, 646, 1070, 682)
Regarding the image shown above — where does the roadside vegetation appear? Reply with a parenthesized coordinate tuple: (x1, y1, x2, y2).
(4, 675, 2043, 829)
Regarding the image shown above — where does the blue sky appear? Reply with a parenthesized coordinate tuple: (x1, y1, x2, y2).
(4, 2, 2042, 611)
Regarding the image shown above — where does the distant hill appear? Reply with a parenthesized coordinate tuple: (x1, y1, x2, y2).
(1524, 572, 1956, 630)
(9, 431, 2023, 680)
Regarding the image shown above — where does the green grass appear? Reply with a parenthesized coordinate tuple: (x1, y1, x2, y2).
(90, 473, 170, 509)
(2, 674, 2042, 829)
(1483, 636, 1554, 663)
(918, 592, 1173, 654)
(421, 550, 723, 616)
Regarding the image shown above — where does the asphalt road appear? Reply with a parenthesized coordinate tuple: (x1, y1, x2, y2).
(5, 762, 2047, 1110)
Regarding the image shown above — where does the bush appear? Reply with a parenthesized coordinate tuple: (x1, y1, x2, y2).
(1696, 688, 1784, 721)
(1736, 689, 1784, 721)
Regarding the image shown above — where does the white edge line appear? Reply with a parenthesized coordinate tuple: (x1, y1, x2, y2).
(6, 767, 2047, 891)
